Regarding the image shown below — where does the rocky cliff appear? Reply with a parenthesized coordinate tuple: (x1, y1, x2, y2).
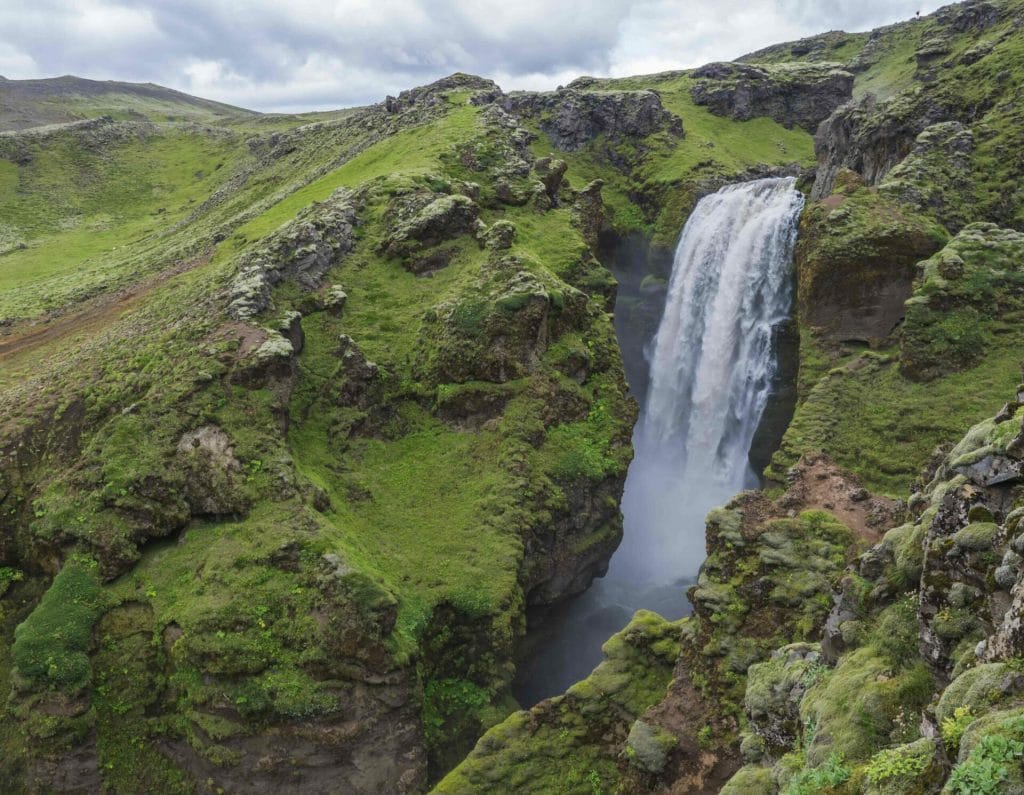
(440, 1, 1024, 793)
(2, 0, 1024, 793)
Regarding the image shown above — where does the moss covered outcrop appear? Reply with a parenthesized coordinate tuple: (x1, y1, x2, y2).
(724, 390, 1024, 793)
(433, 610, 681, 794)
(691, 61, 854, 133)
(0, 73, 644, 792)
(3, 0, 1024, 791)
(795, 177, 947, 345)
(900, 222, 1024, 382)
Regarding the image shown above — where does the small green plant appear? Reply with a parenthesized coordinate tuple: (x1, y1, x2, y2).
(864, 743, 931, 785)
(697, 725, 713, 749)
(785, 753, 851, 795)
(942, 706, 976, 752)
(0, 566, 23, 598)
(948, 733, 1024, 794)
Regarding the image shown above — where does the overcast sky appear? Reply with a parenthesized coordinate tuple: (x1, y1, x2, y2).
(1, 0, 949, 113)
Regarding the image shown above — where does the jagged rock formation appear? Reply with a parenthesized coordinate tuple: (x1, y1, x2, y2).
(498, 86, 683, 153)
(690, 61, 854, 132)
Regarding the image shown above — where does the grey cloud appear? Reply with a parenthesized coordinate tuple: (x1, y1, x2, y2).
(1, 0, 949, 112)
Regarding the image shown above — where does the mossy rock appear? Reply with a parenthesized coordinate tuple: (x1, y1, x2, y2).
(952, 521, 1001, 552)
(721, 764, 775, 794)
(624, 719, 677, 773)
(797, 185, 946, 344)
(937, 663, 1024, 725)
(900, 224, 1024, 382)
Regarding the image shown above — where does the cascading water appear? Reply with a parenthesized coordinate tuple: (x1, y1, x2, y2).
(514, 177, 805, 705)
(611, 176, 805, 583)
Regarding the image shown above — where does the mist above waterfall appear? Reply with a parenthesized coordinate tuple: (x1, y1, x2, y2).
(515, 177, 804, 705)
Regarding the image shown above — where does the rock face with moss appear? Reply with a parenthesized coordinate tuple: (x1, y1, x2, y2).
(433, 610, 682, 794)
(795, 174, 947, 344)
(900, 223, 1024, 381)
(498, 86, 683, 153)
(0, 72, 643, 793)
(690, 61, 854, 132)
(730, 393, 1024, 793)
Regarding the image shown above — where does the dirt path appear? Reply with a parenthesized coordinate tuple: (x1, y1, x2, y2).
(0, 251, 212, 362)
(774, 454, 901, 543)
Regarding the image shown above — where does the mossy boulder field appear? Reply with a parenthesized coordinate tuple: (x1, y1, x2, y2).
(2, 1, 1024, 793)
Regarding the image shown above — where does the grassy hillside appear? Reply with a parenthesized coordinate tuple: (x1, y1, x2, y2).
(2, 2, 1024, 793)
(0, 75, 257, 131)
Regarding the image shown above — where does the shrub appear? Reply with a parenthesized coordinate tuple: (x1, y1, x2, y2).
(0, 566, 23, 597)
(942, 706, 976, 753)
(785, 753, 851, 794)
(864, 739, 932, 785)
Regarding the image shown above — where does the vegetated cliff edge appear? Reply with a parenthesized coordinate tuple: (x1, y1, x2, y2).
(438, 0, 1024, 793)
(0, 57, 815, 793)
(1, 2, 1023, 794)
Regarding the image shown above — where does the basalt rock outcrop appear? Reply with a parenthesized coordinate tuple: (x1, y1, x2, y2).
(499, 86, 683, 153)
(795, 177, 946, 344)
(691, 61, 854, 133)
(228, 189, 360, 319)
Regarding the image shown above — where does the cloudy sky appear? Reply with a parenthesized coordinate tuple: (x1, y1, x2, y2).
(1, 0, 948, 113)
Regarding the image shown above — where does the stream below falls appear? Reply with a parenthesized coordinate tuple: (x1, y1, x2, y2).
(514, 176, 806, 706)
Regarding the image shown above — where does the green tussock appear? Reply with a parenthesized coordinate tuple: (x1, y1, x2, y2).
(12, 557, 105, 691)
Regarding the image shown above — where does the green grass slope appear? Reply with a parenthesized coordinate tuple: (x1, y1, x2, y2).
(0, 75, 257, 131)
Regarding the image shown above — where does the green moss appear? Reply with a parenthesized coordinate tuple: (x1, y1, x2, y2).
(937, 664, 1018, 726)
(435, 611, 682, 794)
(952, 522, 1001, 552)
(540, 398, 626, 480)
(800, 640, 934, 765)
(900, 224, 1024, 381)
(721, 765, 775, 794)
(12, 557, 105, 691)
(0, 567, 22, 599)
(770, 344, 1024, 496)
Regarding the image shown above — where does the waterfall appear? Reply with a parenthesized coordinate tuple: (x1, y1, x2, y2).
(514, 177, 804, 705)
(614, 176, 804, 582)
(643, 176, 804, 483)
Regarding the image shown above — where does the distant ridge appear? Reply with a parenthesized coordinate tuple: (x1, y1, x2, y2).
(0, 74, 257, 131)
